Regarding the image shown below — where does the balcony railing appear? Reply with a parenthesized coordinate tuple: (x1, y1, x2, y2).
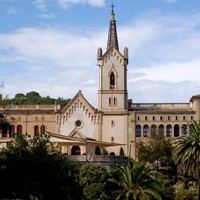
(65, 155, 127, 164)
(129, 103, 192, 110)
(0, 104, 60, 111)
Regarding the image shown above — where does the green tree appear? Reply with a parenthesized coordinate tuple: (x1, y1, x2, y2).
(137, 131, 173, 170)
(110, 159, 168, 200)
(0, 133, 77, 200)
(79, 164, 110, 200)
(119, 146, 125, 156)
(173, 121, 200, 200)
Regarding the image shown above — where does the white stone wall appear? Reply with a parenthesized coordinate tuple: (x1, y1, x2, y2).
(60, 107, 96, 139)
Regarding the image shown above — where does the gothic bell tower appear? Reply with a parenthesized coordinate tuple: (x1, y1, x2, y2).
(97, 5, 128, 112)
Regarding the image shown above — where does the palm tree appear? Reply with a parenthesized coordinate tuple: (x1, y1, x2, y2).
(110, 159, 165, 200)
(173, 120, 200, 200)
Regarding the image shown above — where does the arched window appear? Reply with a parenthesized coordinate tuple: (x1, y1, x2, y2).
(17, 125, 22, 134)
(166, 124, 172, 137)
(110, 72, 115, 89)
(114, 97, 117, 106)
(136, 125, 141, 137)
(158, 124, 164, 135)
(151, 124, 156, 134)
(174, 124, 179, 137)
(40, 125, 45, 135)
(34, 125, 39, 136)
(181, 124, 187, 136)
(71, 146, 81, 155)
(143, 125, 149, 137)
(109, 97, 112, 106)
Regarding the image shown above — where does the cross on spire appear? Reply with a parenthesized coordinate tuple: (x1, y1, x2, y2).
(111, 2, 114, 14)
(107, 1, 119, 50)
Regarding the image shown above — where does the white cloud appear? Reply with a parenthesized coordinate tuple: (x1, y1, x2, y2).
(57, 0, 105, 9)
(163, 0, 180, 3)
(33, 0, 46, 11)
(37, 13, 56, 19)
(7, 7, 17, 15)
(1, 9, 200, 106)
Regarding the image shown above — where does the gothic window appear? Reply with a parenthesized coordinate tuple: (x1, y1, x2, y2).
(34, 125, 39, 136)
(110, 72, 115, 89)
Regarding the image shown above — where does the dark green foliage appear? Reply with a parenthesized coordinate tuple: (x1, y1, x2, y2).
(137, 131, 174, 170)
(173, 121, 200, 200)
(95, 145, 101, 155)
(79, 164, 110, 200)
(119, 146, 125, 156)
(175, 189, 197, 200)
(109, 158, 170, 200)
(0, 91, 71, 109)
(0, 133, 79, 200)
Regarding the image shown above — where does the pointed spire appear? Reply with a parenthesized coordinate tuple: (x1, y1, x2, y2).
(107, 3, 119, 50)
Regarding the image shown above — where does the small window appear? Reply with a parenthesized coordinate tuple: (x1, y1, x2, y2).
(175, 116, 178, 120)
(75, 120, 82, 127)
(110, 72, 115, 90)
(191, 116, 194, 120)
(109, 97, 112, 106)
(114, 97, 117, 106)
(137, 116, 140, 121)
(111, 120, 115, 127)
(145, 116, 148, 120)
(152, 116, 155, 121)
(160, 116, 163, 121)
(168, 116, 171, 121)
(111, 137, 114, 142)
(183, 116, 186, 120)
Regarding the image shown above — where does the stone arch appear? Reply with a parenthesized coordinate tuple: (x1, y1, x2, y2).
(71, 146, 81, 155)
(166, 124, 172, 137)
(181, 124, 187, 136)
(158, 124, 164, 135)
(174, 124, 180, 137)
(136, 125, 141, 137)
(34, 125, 39, 136)
(143, 124, 149, 137)
(151, 124, 156, 134)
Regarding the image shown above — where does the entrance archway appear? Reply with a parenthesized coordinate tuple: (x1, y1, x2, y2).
(71, 146, 81, 155)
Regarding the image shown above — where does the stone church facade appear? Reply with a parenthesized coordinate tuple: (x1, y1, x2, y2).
(1, 7, 200, 158)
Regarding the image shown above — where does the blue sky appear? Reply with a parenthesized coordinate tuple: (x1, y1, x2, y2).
(1, 0, 200, 106)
